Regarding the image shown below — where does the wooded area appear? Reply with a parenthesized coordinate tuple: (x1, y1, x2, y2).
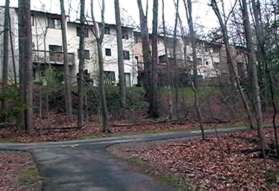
(0, 0, 278, 151)
(0, 0, 278, 189)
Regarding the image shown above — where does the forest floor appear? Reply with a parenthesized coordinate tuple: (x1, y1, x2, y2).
(0, 151, 41, 191)
(0, 117, 247, 143)
(0, 112, 277, 143)
(110, 128, 279, 190)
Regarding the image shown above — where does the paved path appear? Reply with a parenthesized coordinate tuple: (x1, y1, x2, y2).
(0, 127, 246, 191)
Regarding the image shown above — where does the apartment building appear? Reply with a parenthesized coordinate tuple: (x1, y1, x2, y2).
(0, 7, 247, 87)
(0, 7, 138, 87)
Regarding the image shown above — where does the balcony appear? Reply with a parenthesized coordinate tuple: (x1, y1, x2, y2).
(32, 50, 75, 66)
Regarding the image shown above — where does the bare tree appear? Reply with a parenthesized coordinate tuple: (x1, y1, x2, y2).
(183, 0, 205, 139)
(161, 0, 174, 119)
(114, 0, 127, 110)
(90, 0, 110, 133)
(150, 0, 159, 118)
(18, 0, 33, 132)
(173, 0, 179, 119)
(210, 0, 255, 130)
(60, 0, 73, 117)
(77, 0, 85, 128)
(137, 0, 153, 117)
(2, 0, 10, 112)
(251, 0, 278, 156)
(240, 0, 266, 157)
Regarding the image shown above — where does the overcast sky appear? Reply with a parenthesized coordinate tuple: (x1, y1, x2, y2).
(0, 0, 237, 32)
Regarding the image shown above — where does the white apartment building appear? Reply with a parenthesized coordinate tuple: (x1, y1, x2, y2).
(0, 7, 247, 87)
(0, 7, 138, 87)
(133, 32, 222, 80)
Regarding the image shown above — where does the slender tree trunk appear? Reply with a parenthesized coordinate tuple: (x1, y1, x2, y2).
(252, 0, 278, 156)
(97, 41, 109, 132)
(77, 0, 85, 128)
(241, 0, 266, 157)
(9, 17, 17, 86)
(184, 0, 205, 139)
(173, 0, 179, 120)
(162, 0, 173, 119)
(211, 0, 255, 130)
(60, 0, 73, 117)
(114, 0, 126, 110)
(150, 0, 159, 118)
(18, 0, 33, 132)
(137, 0, 153, 116)
(2, 0, 10, 112)
(90, 0, 110, 133)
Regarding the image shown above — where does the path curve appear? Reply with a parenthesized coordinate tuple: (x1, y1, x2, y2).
(0, 127, 246, 191)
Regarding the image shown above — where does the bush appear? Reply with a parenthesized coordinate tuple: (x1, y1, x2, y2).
(0, 85, 24, 122)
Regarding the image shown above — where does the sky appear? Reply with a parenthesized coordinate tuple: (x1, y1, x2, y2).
(0, 0, 233, 32)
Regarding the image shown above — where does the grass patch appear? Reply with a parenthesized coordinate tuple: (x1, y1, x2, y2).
(18, 166, 42, 188)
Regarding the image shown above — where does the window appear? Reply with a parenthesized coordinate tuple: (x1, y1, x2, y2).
(105, 48, 112, 56)
(123, 50, 130, 60)
(104, 26, 110, 34)
(104, 71, 116, 85)
(76, 27, 89, 37)
(78, 49, 90, 59)
(213, 47, 219, 53)
(49, 45, 62, 52)
(135, 36, 140, 43)
(48, 18, 61, 29)
(122, 29, 129, 39)
(31, 16, 35, 26)
(125, 73, 131, 87)
(205, 61, 209, 65)
(49, 45, 63, 62)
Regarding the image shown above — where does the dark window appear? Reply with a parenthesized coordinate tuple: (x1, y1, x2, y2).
(49, 45, 62, 52)
(48, 18, 61, 29)
(205, 61, 209, 65)
(213, 47, 219, 53)
(197, 58, 202, 65)
(104, 26, 110, 34)
(122, 30, 129, 39)
(135, 36, 140, 43)
(76, 27, 89, 37)
(49, 45, 63, 62)
(125, 73, 131, 87)
(105, 48, 112, 56)
(31, 16, 35, 26)
(78, 49, 90, 59)
(123, 50, 130, 60)
(104, 71, 116, 85)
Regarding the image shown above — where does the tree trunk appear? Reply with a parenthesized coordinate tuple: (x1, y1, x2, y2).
(60, 0, 73, 117)
(137, 0, 153, 116)
(97, 41, 109, 132)
(211, 0, 255, 130)
(173, 0, 179, 120)
(161, 0, 173, 119)
(77, 0, 85, 128)
(184, 0, 205, 140)
(2, 0, 10, 112)
(114, 0, 126, 110)
(150, 0, 159, 118)
(90, 0, 110, 133)
(241, 0, 266, 157)
(9, 11, 17, 85)
(252, 0, 279, 156)
(18, 0, 33, 132)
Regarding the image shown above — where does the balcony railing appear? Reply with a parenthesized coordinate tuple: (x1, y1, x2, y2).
(32, 50, 75, 66)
